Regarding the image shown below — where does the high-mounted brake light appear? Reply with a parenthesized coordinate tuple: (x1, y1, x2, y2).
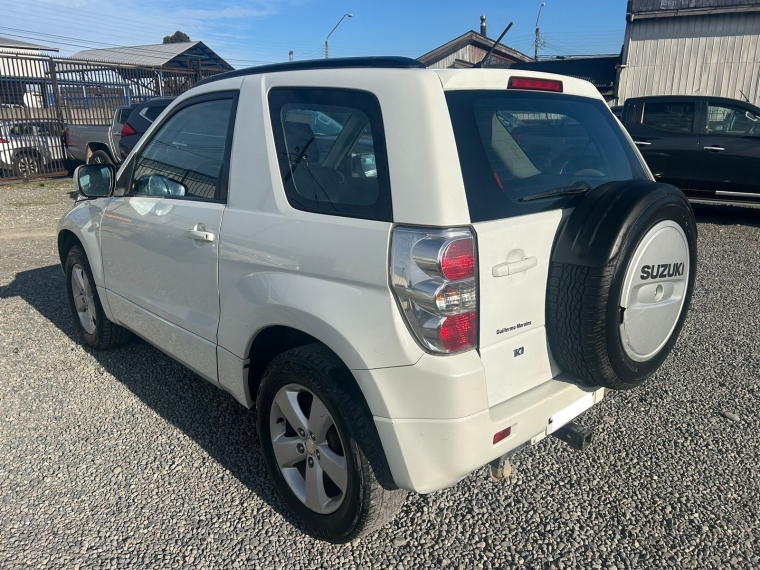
(508, 76, 563, 93)
(121, 122, 137, 137)
(391, 227, 478, 354)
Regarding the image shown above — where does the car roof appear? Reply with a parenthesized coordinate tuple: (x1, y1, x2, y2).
(195, 56, 425, 87)
(626, 95, 756, 105)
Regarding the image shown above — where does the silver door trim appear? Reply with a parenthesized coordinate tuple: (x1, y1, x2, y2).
(715, 191, 760, 198)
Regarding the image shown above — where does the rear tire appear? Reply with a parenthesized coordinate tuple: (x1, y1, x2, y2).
(12, 152, 40, 178)
(88, 150, 113, 166)
(257, 344, 406, 542)
(64, 245, 132, 350)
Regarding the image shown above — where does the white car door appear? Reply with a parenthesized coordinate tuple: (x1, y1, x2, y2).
(100, 93, 238, 384)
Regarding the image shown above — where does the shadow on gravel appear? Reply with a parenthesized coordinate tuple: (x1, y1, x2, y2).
(0, 264, 297, 529)
(692, 202, 760, 227)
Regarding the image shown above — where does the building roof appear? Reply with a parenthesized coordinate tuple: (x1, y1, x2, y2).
(0, 36, 58, 51)
(418, 30, 532, 67)
(69, 41, 232, 71)
(629, 0, 760, 18)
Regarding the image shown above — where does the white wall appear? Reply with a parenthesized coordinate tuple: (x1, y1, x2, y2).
(616, 12, 760, 105)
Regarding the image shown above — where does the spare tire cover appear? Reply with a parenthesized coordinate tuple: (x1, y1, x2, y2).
(546, 180, 697, 390)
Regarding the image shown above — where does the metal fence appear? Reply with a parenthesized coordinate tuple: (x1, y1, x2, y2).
(0, 54, 219, 181)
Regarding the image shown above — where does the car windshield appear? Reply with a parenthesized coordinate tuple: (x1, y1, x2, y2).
(446, 90, 649, 221)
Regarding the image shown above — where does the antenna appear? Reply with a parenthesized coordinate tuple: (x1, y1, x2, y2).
(740, 89, 750, 102)
(473, 22, 513, 68)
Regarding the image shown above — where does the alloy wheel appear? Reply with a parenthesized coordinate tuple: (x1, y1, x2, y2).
(70, 264, 97, 334)
(269, 383, 348, 514)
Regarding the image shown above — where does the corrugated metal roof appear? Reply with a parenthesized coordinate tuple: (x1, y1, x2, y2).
(630, 0, 760, 14)
(69, 41, 232, 71)
(0, 36, 57, 51)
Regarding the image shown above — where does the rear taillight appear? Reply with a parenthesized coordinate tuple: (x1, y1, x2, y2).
(391, 227, 478, 354)
(64, 127, 71, 147)
(508, 76, 563, 93)
(121, 122, 137, 137)
(0, 138, 8, 144)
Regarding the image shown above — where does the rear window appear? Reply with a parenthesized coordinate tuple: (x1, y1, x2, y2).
(143, 105, 166, 122)
(446, 91, 648, 222)
(268, 88, 392, 222)
(641, 102, 695, 134)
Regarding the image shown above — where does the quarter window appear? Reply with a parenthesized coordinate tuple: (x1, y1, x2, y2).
(130, 98, 233, 200)
(706, 103, 760, 136)
(268, 88, 392, 222)
(641, 102, 695, 134)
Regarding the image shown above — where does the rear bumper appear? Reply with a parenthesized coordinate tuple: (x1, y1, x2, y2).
(354, 353, 604, 494)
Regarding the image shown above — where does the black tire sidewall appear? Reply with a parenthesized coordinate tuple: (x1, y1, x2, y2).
(256, 356, 365, 542)
(604, 196, 697, 386)
(88, 151, 112, 166)
(64, 246, 105, 348)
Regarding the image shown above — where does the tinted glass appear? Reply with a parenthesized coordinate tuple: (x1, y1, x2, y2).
(447, 91, 648, 222)
(131, 98, 232, 200)
(706, 103, 760, 136)
(144, 105, 166, 122)
(269, 88, 392, 222)
(641, 102, 695, 134)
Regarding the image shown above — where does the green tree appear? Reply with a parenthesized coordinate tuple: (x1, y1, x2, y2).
(163, 31, 191, 44)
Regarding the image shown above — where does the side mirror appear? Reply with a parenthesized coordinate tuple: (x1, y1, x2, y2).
(75, 164, 114, 198)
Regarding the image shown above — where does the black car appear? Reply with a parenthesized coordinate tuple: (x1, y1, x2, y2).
(622, 95, 760, 204)
(119, 97, 175, 159)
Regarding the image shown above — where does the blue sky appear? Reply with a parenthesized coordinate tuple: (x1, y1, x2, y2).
(0, 0, 628, 66)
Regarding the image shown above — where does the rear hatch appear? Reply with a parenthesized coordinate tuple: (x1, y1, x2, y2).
(445, 79, 648, 406)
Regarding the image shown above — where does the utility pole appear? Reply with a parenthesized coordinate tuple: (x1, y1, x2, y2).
(534, 2, 546, 61)
(325, 13, 353, 59)
(289, 50, 294, 61)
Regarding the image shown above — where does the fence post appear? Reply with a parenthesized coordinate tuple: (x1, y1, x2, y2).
(48, 57, 65, 124)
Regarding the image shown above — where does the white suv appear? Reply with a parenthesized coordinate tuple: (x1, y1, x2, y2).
(58, 57, 697, 542)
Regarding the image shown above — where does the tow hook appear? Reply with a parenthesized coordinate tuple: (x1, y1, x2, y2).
(550, 421, 594, 451)
(488, 455, 513, 481)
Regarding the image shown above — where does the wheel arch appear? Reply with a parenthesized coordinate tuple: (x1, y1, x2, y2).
(57, 229, 83, 269)
(86, 143, 115, 163)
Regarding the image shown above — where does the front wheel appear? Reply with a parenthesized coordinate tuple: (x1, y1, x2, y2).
(257, 344, 406, 542)
(64, 245, 132, 349)
(12, 152, 40, 178)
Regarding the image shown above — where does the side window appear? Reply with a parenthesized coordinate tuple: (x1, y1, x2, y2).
(142, 105, 165, 122)
(640, 102, 695, 134)
(707, 103, 760, 136)
(268, 88, 392, 222)
(130, 98, 233, 200)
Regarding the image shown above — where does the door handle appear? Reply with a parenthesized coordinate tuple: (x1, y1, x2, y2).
(493, 256, 537, 277)
(634, 141, 651, 146)
(703, 146, 725, 152)
(186, 227, 215, 242)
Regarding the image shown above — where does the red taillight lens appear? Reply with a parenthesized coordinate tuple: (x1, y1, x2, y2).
(121, 122, 137, 137)
(64, 128, 71, 147)
(0, 138, 8, 144)
(493, 426, 512, 445)
(508, 77, 563, 93)
(439, 312, 476, 352)
(441, 238, 475, 281)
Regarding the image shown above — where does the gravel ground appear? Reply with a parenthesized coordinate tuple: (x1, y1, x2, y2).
(0, 179, 759, 569)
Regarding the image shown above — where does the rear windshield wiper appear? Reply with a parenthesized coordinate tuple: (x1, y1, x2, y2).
(519, 181, 592, 202)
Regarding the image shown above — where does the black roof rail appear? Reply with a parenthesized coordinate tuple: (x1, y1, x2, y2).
(194, 56, 426, 87)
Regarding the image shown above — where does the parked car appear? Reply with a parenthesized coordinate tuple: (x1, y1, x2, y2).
(58, 59, 697, 542)
(0, 119, 66, 178)
(622, 95, 760, 203)
(64, 104, 136, 166)
(118, 97, 174, 159)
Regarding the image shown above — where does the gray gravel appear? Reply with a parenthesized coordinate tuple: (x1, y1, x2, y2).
(1, 181, 760, 569)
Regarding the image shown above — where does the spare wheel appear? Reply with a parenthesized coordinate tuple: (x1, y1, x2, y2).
(546, 180, 697, 390)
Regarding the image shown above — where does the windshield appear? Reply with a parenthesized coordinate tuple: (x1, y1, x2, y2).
(446, 90, 649, 222)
